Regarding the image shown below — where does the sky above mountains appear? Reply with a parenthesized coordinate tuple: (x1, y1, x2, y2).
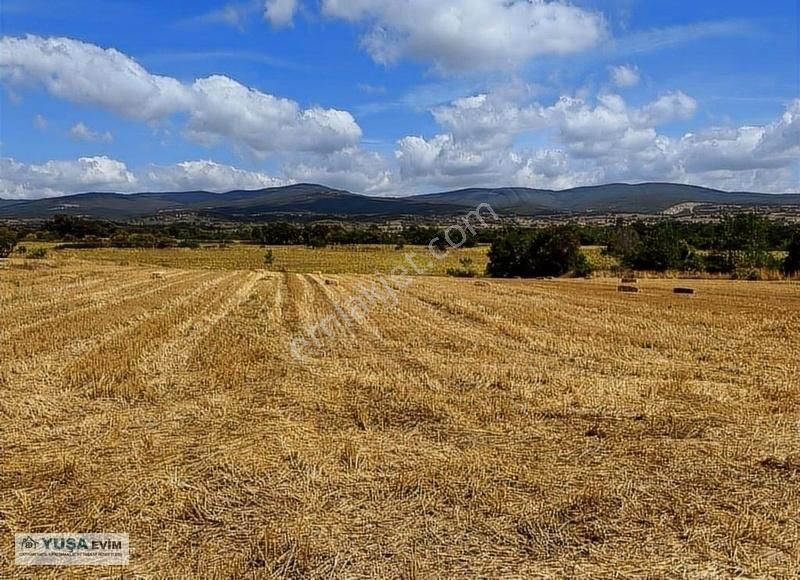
(0, 0, 798, 199)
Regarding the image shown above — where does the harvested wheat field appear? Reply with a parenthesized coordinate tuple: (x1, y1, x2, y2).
(1, 261, 799, 578)
(45, 243, 491, 275)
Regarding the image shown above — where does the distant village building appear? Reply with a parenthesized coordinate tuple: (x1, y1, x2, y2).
(380, 221, 404, 233)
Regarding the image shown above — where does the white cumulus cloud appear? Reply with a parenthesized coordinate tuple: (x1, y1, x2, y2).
(396, 133, 509, 187)
(432, 92, 545, 149)
(392, 92, 799, 193)
(285, 147, 394, 194)
(431, 89, 697, 149)
(0, 35, 191, 121)
(142, 160, 290, 192)
(637, 91, 697, 125)
(0, 157, 291, 199)
(0, 35, 361, 155)
(185, 75, 361, 153)
(0, 156, 137, 198)
(319, 0, 606, 73)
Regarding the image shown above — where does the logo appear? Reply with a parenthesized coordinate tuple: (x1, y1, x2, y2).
(19, 536, 38, 550)
(15, 533, 129, 566)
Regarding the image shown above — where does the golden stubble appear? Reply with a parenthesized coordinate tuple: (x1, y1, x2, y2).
(1, 258, 798, 578)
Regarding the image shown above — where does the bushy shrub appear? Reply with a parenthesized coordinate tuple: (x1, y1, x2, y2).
(447, 257, 477, 278)
(156, 237, 177, 249)
(110, 233, 156, 248)
(572, 254, 595, 278)
(704, 253, 735, 274)
(732, 268, 762, 281)
(177, 240, 201, 249)
(677, 241, 706, 272)
(0, 227, 18, 258)
(430, 235, 449, 252)
(28, 247, 48, 259)
(305, 236, 327, 248)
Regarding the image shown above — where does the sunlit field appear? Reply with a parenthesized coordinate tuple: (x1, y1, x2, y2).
(32, 243, 793, 279)
(44, 243, 492, 275)
(1, 256, 798, 578)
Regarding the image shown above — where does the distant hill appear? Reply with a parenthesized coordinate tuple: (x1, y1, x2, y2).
(1, 182, 799, 221)
(0, 199, 23, 210)
(413, 183, 800, 214)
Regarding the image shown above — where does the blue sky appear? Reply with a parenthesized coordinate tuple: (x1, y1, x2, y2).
(0, 0, 798, 198)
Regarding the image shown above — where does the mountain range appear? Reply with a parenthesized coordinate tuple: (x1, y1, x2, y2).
(1, 183, 799, 221)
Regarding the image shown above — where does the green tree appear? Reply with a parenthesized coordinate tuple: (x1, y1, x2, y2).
(677, 240, 705, 272)
(782, 234, 800, 276)
(0, 227, 17, 258)
(606, 220, 641, 258)
(256, 222, 303, 245)
(128, 233, 158, 248)
(303, 224, 330, 248)
(718, 213, 770, 269)
(623, 223, 683, 271)
(488, 226, 592, 278)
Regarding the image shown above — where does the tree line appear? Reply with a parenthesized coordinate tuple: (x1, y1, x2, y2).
(2, 213, 799, 278)
(1, 215, 491, 249)
(487, 215, 800, 278)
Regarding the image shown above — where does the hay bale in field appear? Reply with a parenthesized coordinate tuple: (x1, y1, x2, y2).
(151, 271, 167, 279)
(673, 287, 695, 294)
(621, 277, 637, 284)
(617, 284, 639, 293)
